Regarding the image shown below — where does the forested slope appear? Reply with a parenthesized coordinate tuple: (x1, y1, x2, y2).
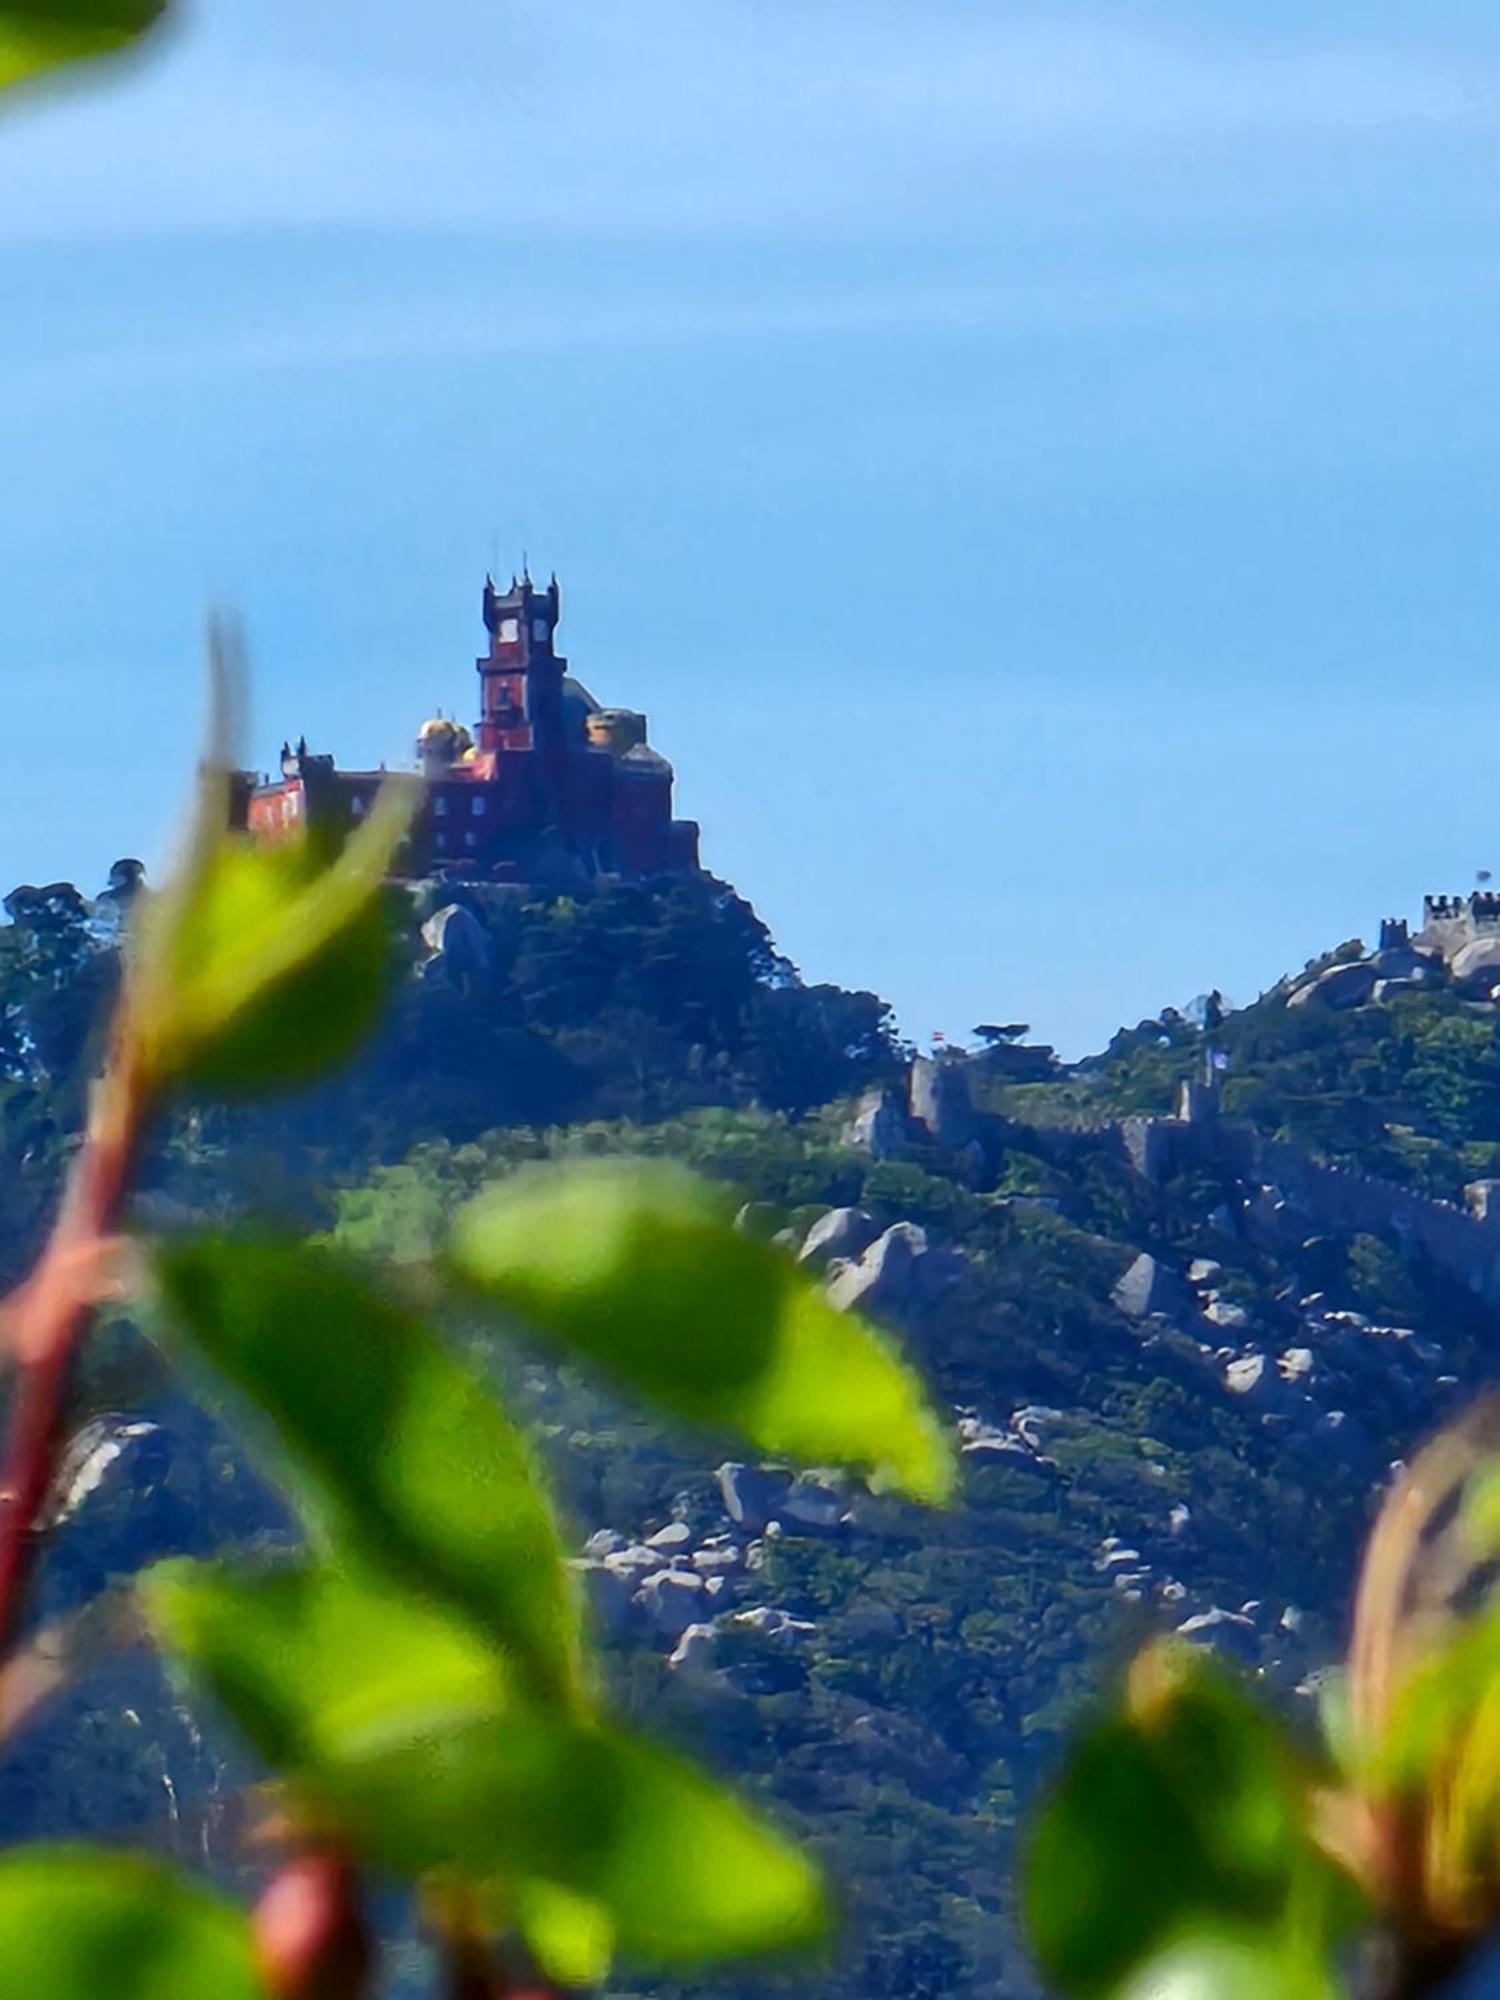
(3, 873, 1499, 1998)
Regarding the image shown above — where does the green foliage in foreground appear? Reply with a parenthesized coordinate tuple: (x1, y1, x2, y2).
(12, 747, 1500, 1997)
(450, 1160, 955, 1503)
(0, 1847, 261, 2000)
(148, 1559, 826, 1976)
(0, 0, 167, 95)
(26, 13, 1500, 2000)
(324, 1076, 1500, 2000)
(0, 728, 951, 1997)
(1025, 1649, 1353, 2000)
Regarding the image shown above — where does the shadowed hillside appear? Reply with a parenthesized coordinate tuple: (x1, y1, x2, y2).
(5, 872, 1500, 1997)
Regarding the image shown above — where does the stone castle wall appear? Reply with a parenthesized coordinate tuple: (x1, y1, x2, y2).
(850, 1051, 1500, 1311)
(1132, 1109, 1500, 1308)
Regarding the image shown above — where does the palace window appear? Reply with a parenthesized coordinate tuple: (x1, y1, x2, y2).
(464, 830, 477, 849)
(350, 795, 366, 818)
(499, 617, 519, 643)
(472, 795, 486, 816)
(434, 795, 448, 817)
(532, 618, 549, 643)
(434, 832, 447, 853)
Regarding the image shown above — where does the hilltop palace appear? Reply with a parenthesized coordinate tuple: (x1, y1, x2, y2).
(235, 572, 700, 885)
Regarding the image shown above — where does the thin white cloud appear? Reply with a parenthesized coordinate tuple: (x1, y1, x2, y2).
(7, 241, 1500, 417)
(0, 2, 1497, 244)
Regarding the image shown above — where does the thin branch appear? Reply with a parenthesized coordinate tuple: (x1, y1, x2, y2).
(0, 1038, 149, 1657)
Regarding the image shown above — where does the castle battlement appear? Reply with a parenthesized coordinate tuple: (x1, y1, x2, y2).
(1419, 890, 1500, 950)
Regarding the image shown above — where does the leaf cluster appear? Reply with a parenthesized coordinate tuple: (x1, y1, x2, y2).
(0, 725, 953, 1995)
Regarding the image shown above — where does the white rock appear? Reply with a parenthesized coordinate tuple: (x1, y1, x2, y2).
(1012, 1405, 1068, 1452)
(1177, 1607, 1259, 1660)
(419, 902, 491, 980)
(602, 1543, 662, 1575)
(668, 1623, 720, 1672)
(733, 1606, 816, 1642)
(1204, 1297, 1251, 1332)
(962, 1434, 1033, 1462)
(692, 1547, 742, 1575)
(825, 1221, 929, 1314)
(781, 1482, 845, 1532)
(1224, 1354, 1277, 1401)
(798, 1207, 879, 1270)
(717, 1462, 792, 1532)
(639, 1569, 706, 1638)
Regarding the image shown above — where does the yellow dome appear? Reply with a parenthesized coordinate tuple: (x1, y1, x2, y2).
(417, 716, 458, 746)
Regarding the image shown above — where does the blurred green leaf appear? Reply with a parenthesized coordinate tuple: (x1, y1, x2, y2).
(148, 1555, 825, 1970)
(153, 1239, 582, 1704)
(511, 1879, 616, 1987)
(450, 1161, 955, 1502)
(0, 1845, 261, 1999)
(0, 0, 166, 94)
(1363, 1599, 1500, 1915)
(1313, 1667, 1356, 1780)
(1114, 1929, 1340, 2000)
(1365, 1589, 1500, 1802)
(146, 1557, 515, 1769)
(1462, 1464, 1500, 1556)
(1024, 1651, 1343, 1998)
(312, 1709, 825, 1966)
(1375, 1611, 1500, 1787)
(163, 839, 395, 1093)
(133, 770, 414, 1097)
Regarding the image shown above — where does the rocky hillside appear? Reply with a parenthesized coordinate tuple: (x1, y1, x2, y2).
(3, 876, 1500, 1999)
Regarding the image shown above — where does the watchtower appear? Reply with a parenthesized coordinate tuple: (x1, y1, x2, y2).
(476, 570, 566, 758)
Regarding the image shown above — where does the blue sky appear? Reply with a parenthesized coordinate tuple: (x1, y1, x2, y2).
(5, 2, 1500, 1052)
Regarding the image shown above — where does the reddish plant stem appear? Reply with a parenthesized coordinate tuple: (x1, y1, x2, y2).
(0, 1044, 148, 1661)
(252, 1846, 371, 2000)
